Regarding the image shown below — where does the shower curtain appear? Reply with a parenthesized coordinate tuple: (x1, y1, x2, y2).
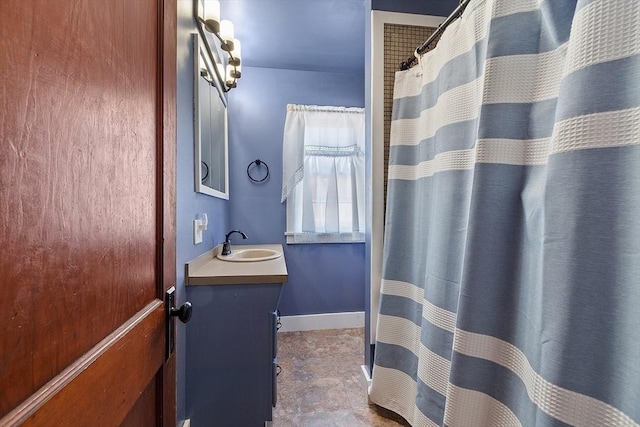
(369, 0, 639, 426)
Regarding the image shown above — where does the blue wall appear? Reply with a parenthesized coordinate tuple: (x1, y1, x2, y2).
(227, 66, 366, 316)
(176, 1, 230, 421)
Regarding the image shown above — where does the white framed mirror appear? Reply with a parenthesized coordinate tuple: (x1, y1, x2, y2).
(193, 33, 229, 199)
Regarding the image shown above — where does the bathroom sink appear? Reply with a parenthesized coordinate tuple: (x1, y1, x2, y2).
(217, 248, 282, 262)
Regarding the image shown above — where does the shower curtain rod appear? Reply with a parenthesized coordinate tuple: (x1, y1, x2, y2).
(399, 0, 471, 71)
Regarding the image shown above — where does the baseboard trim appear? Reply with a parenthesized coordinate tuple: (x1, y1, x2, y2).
(361, 364, 373, 404)
(279, 311, 365, 332)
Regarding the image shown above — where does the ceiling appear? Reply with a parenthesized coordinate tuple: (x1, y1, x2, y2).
(222, 0, 367, 75)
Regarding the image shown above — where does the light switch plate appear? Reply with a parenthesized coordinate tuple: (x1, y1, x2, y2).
(194, 219, 203, 244)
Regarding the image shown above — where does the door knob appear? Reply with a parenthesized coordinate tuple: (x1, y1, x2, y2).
(170, 302, 193, 323)
(165, 287, 191, 359)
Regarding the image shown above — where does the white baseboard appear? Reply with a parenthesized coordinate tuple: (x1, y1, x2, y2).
(278, 311, 365, 332)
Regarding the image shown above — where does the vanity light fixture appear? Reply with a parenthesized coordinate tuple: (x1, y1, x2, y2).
(199, 0, 241, 91)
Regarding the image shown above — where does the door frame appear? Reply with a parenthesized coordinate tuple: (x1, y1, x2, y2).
(158, 0, 178, 425)
(366, 10, 444, 373)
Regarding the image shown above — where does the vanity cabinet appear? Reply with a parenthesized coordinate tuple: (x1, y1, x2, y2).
(187, 284, 282, 426)
(185, 245, 287, 427)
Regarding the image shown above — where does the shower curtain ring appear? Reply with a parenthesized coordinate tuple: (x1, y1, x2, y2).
(414, 48, 424, 76)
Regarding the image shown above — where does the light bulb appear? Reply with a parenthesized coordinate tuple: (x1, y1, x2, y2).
(229, 39, 241, 66)
(227, 63, 241, 79)
(219, 20, 235, 51)
(203, 0, 220, 33)
(225, 64, 236, 88)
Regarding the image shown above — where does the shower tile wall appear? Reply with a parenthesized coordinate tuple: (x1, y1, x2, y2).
(383, 24, 438, 214)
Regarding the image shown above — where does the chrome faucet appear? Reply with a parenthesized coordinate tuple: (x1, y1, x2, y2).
(221, 230, 247, 255)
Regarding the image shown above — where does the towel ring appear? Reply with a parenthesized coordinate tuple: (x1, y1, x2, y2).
(247, 159, 269, 183)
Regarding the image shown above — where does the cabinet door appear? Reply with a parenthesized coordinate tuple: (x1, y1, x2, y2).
(187, 284, 283, 425)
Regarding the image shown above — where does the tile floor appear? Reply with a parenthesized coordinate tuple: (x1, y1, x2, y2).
(270, 328, 410, 427)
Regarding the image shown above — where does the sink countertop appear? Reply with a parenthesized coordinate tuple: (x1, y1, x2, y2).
(186, 244, 288, 286)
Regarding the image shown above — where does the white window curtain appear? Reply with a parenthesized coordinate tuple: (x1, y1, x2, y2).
(281, 104, 365, 244)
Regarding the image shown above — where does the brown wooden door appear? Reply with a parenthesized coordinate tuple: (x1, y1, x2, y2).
(0, 0, 177, 425)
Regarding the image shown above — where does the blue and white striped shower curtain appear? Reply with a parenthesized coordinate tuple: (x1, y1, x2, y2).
(369, 0, 639, 426)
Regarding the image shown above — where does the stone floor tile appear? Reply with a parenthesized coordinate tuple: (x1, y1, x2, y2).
(272, 328, 406, 427)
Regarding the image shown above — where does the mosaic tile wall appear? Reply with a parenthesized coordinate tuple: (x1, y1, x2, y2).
(382, 24, 439, 215)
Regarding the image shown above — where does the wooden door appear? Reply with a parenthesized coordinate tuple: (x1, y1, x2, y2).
(0, 0, 177, 425)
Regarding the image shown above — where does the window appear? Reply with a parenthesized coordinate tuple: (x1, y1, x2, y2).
(281, 104, 365, 243)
